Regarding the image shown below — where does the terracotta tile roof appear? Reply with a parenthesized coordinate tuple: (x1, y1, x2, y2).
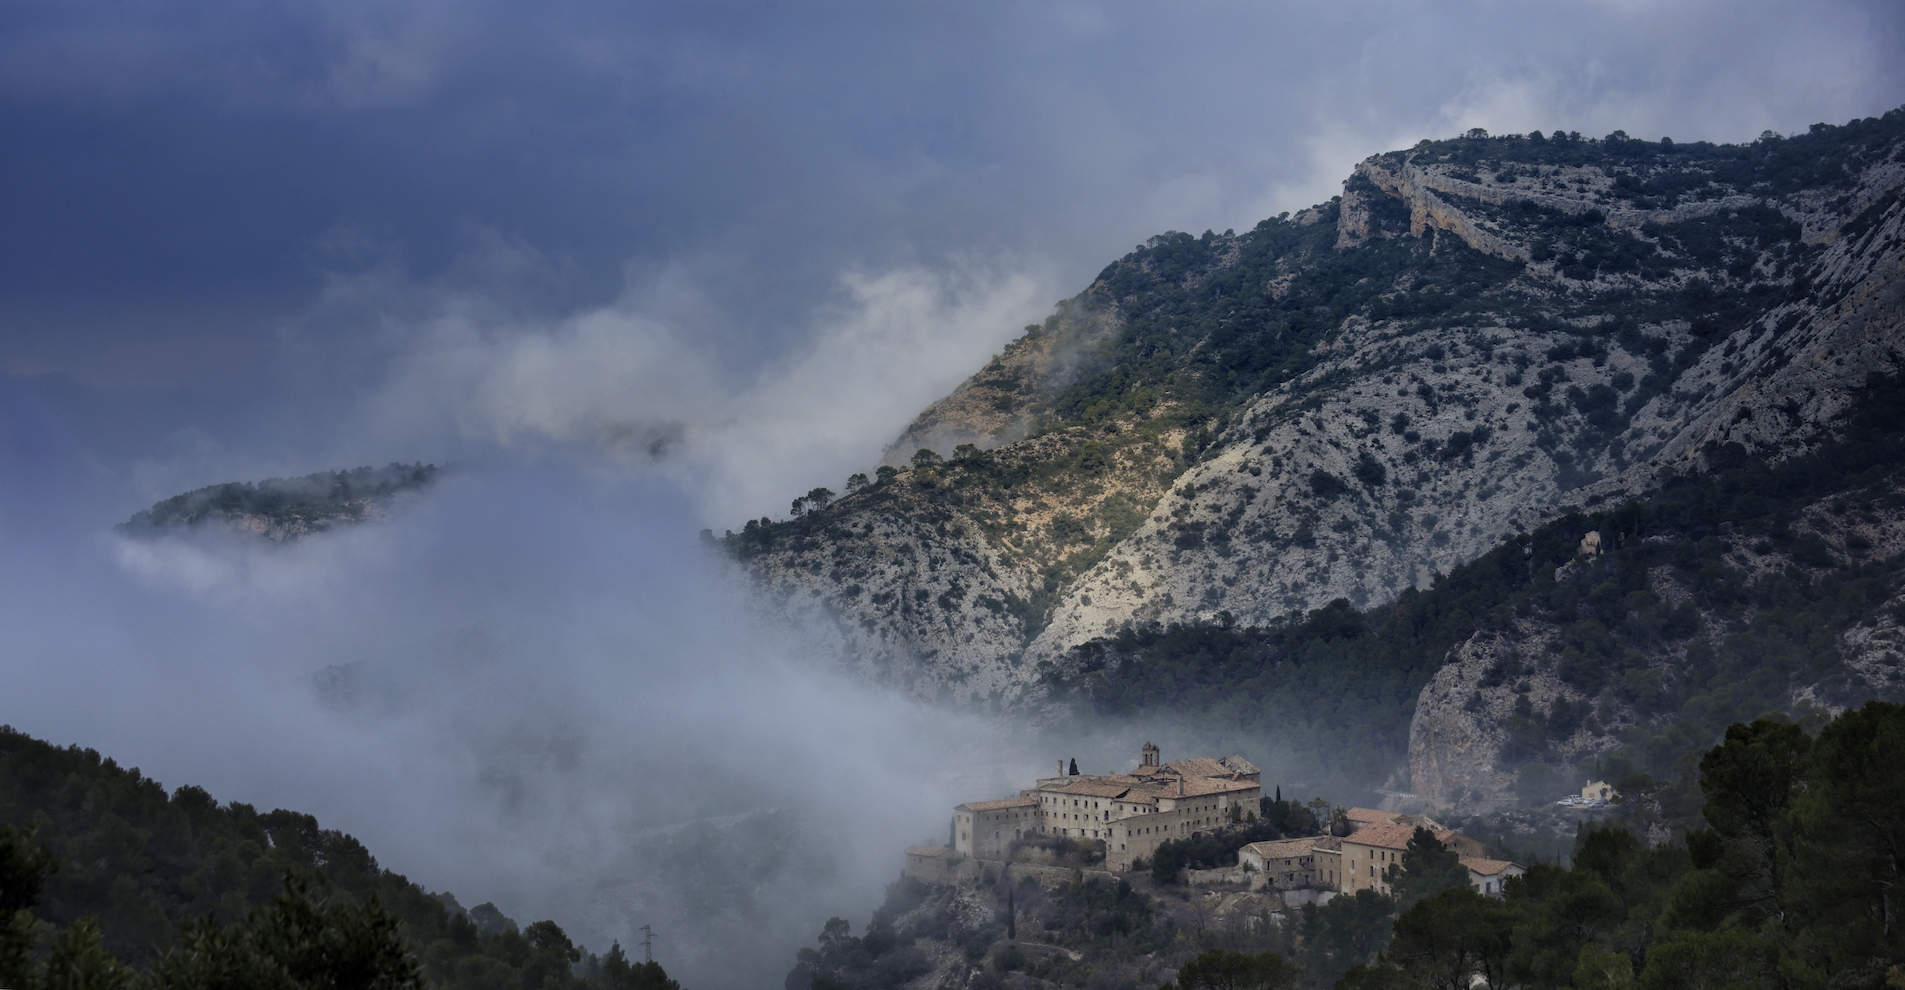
(906, 845, 947, 858)
(957, 796, 1041, 812)
(1220, 755, 1260, 775)
(1047, 781, 1132, 798)
(1243, 839, 1316, 859)
(1163, 757, 1232, 778)
(1175, 778, 1260, 797)
(1342, 823, 1461, 851)
(1460, 858, 1521, 876)
(1346, 807, 1399, 825)
(1313, 836, 1343, 851)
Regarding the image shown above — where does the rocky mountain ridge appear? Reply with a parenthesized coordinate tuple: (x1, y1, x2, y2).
(729, 113, 1905, 716)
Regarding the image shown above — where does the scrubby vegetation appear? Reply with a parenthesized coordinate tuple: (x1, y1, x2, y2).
(1047, 371, 1905, 802)
(721, 108, 1905, 663)
(0, 725, 680, 990)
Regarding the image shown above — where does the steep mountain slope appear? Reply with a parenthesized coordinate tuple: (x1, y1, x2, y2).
(728, 112, 1905, 704)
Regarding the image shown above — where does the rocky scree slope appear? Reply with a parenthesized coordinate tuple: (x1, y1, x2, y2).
(726, 113, 1905, 705)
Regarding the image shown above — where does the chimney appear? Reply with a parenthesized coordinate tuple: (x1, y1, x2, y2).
(1176, 778, 1183, 797)
(1057, 760, 1065, 778)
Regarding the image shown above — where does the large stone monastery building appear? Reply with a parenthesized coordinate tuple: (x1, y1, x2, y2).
(951, 743, 1261, 873)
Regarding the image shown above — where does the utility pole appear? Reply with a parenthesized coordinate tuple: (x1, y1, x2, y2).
(639, 925, 655, 964)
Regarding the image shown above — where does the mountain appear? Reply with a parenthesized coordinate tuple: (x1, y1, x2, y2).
(724, 110, 1905, 796)
(116, 111, 1905, 808)
(119, 463, 439, 542)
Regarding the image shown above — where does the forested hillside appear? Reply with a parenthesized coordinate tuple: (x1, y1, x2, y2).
(0, 725, 680, 990)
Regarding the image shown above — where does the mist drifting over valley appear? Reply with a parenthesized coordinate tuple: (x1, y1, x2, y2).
(3, 444, 1014, 986)
(5, 2, 1905, 988)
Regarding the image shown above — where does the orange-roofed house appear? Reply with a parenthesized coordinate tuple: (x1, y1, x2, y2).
(1339, 823, 1487, 895)
(1462, 858, 1525, 897)
(1344, 807, 1399, 831)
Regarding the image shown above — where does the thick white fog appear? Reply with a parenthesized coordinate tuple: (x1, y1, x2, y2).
(4, 439, 1063, 987)
(2, 398, 1325, 988)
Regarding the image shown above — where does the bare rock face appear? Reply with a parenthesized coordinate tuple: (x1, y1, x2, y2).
(733, 426, 1185, 701)
(1408, 631, 1541, 809)
(1029, 316, 1660, 662)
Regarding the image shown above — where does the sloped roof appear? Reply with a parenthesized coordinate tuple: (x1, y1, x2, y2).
(1346, 807, 1399, 825)
(1342, 823, 1463, 851)
(1176, 778, 1260, 797)
(957, 796, 1040, 812)
(1220, 755, 1260, 775)
(1243, 838, 1316, 859)
(1046, 781, 1132, 798)
(1460, 858, 1522, 876)
(1163, 757, 1232, 778)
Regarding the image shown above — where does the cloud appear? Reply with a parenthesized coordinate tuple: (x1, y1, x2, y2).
(5, 449, 1044, 989)
(350, 257, 1055, 525)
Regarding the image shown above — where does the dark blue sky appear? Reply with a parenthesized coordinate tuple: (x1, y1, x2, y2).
(5, 0, 1905, 509)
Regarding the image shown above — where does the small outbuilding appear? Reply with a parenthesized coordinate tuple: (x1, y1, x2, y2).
(903, 844, 950, 882)
(1461, 857, 1525, 897)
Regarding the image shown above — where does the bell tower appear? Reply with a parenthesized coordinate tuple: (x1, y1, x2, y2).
(1141, 742, 1159, 768)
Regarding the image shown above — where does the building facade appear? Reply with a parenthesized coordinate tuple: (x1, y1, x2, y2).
(1339, 823, 1487, 896)
(948, 744, 1263, 873)
(1312, 836, 1343, 890)
(1240, 838, 1320, 890)
(1462, 857, 1526, 896)
(952, 795, 1041, 860)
